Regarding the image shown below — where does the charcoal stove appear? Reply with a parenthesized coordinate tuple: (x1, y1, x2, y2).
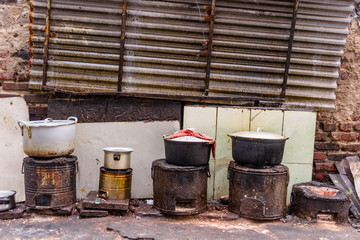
(290, 181, 350, 224)
(22, 155, 78, 210)
(152, 159, 209, 215)
(228, 161, 289, 220)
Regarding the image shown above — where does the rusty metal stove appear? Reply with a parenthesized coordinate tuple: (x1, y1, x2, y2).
(152, 159, 209, 215)
(22, 155, 78, 209)
(228, 161, 289, 220)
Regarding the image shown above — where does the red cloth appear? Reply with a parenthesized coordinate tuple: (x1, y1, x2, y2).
(167, 129, 216, 159)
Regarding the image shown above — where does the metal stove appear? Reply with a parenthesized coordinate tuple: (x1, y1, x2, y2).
(228, 161, 289, 220)
(152, 159, 209, 215)
(22, 155, 78, 210)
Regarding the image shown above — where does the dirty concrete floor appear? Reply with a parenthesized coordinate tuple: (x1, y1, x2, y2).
(0, 213, 359, 240)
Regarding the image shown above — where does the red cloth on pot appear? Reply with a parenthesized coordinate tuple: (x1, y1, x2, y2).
(167, 129, 216, 159)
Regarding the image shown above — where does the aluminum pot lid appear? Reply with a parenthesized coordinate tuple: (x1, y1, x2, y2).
(103, 147, 134, 153)
(19, 117, 77, 128)
(228, 128, 287, 140)
(0, 190, 16, 198)
(165, 136, 211, 142)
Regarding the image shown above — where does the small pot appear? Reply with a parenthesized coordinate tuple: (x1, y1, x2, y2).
(18, 117, 77, 158)
(103, 147, 134, 170)
(0, 190, 16, 212)
(228, 128, 288, 166)
(164, 135, 214, 166)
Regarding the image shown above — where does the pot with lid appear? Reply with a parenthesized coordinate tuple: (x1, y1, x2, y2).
(103, 147, 134, 170)
(17, 117, 77, 158)
(228, 128, 288, 166)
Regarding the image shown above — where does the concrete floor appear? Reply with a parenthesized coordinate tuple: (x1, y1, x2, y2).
(0, 213, 359, 240)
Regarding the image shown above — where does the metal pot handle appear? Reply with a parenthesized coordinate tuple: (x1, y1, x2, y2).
(151, 166, 154, 179)
(67, 116, 78, 123)
(207, 166, 211, 178)
(44, 118, 53, 122)
(21, 162, 25, 174)
(17, 120, 32, 139)
(75, 161, 79, 174)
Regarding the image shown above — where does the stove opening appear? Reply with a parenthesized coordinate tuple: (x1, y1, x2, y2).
(317, 213, 337, 222)
(175, 199, 196, 212)
(35, 194, 52, 206)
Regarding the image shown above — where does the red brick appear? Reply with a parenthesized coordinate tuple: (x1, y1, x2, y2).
(351, 114, 360, 121)
(24, 94, 51, 104)
(29, 106, 48, 116)
(339, 71, 347, 80)
(315, 142, 340, 151)
(0, 52, 10, 58)
(315, 132, 329, 142)
(2, 81, 29, 91)
(331, 132, 359, 141)
(327, 153, 347, 161)
(342, 144, 360, 152)
(323, 123, 337, 132)
(17, 73, 29, 82)
(314, 152, 327, 160)
(0, 71, 15, 81)
(314, 172, 327, 182)
(315, 162, 337, 172)
(1, 61, 6, 70)
(354, 123, 360, 132)
(339, 123, 353, 132)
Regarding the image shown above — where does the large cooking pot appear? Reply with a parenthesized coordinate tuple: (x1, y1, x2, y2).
(164, 135, 214, 166)
(228, 128, 288, 166)
(17, 117, 77, 158)
(0, 190, 16, 212)
(103, 147, 134, 170)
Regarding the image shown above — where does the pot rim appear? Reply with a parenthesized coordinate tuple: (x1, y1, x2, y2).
(163, 135, 214, 144)
(103, 147, 134, 153)
(227, 131, 288, 141)
(0, 190, 16, 198)
(18, 117, 77, 128)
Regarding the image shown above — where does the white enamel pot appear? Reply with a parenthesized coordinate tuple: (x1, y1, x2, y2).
(103, 147, 134, 170)
(17, 117, 77, 158)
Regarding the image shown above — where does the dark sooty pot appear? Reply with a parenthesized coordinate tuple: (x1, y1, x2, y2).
(164, 138, 214, 166)
(229, 132, 288, 166)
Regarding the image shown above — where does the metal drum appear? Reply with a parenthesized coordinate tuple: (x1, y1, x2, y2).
(228, 161, 289, 220)
(23, 155, 77, 209)
(99, 167, 132, 200)
(152, 159, 209, 215)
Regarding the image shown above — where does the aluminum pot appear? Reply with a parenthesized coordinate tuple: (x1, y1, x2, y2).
(17, 117, 77, 158)
(103, 147, 134, 170)
(228, 128, 288, 166)
(164, 135, 214, 166)
(0, 190, 16, 212)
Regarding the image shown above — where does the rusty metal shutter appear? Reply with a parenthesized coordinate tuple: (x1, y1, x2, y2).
(29, 0, 354, 111)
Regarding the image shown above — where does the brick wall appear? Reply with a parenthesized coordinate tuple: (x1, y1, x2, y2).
(313, 18, 360, 182)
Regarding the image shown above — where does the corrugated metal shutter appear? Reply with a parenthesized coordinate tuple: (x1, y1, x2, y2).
(29, 0, 354, 111)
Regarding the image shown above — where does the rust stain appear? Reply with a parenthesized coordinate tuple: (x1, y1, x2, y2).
(50, 32, 57, 38)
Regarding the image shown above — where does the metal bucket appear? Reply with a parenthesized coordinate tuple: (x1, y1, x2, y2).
(99, 167, 132, 200)
(228, 161, 289, 220)
(152, 159, 209, 215)
(22, 155, 78, 209)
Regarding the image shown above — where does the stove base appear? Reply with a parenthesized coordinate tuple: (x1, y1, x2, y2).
(26, 204, 75, 216)
(82, 191, 129, 211)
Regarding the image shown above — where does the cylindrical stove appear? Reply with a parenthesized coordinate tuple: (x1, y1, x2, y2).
(22, 155, 78, 209)
(152, 159, 209, 215)
(99, 167, 132, 200)
(228, 161, 289, 220)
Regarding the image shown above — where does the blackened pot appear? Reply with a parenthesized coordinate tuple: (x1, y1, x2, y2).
(164, 136, 214, 166)
(228, 130, 288, 166)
